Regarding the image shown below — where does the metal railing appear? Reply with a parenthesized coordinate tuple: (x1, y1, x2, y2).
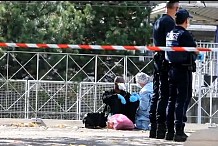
(0, 42, 217, 124)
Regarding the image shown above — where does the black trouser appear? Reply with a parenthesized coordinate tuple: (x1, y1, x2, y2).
(183, 70, 192, 124)
(149, 52, 169, 127)
(166, 66, 190, 132)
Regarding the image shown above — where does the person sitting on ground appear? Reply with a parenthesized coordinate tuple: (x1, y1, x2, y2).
(102, 76, 139, 124)
(134, 72, 153, 130)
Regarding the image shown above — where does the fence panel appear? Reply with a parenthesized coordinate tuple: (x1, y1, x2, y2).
(27, 80, 79, 120)
(0, 79, 27, 118)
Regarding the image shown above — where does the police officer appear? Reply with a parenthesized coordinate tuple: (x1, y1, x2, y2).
(165, 9, 197, 142)
(150, 1, 179, 139)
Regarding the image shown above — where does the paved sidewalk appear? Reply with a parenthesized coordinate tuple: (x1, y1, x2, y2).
(184, 127, 218, 146)
(0, 118, 216, 146)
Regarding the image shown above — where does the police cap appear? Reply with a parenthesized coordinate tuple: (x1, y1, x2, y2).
(176, 9, 193, 23)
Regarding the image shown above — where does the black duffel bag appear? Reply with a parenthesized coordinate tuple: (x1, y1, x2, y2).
(82, 112, 107, 129)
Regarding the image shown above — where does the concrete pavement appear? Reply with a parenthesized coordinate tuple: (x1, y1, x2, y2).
(184, 126, 218, 146)
(0, 118, 216, 146)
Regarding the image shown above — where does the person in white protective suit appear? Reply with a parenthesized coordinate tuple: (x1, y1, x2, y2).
(134, 72, 153, 130)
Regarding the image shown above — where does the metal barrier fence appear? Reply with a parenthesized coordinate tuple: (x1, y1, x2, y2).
(191, 42, 218, 125)
(0, 51, 153, 120)
(0, 42, 218, 124)
(0, 79, 27, 118)
(1, 78, 218, 124)
(0, 80, 141, 120)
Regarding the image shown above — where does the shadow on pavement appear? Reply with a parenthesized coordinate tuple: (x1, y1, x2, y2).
(0, 136, 184, 146)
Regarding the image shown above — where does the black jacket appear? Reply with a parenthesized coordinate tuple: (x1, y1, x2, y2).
(102, 89, 139, 123)
(166, 26, 197, 66)
(153, 14, 176, 62)
(153, 14, 175, 47)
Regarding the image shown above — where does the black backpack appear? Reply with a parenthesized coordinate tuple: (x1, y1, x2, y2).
(82, 112, 107, 129)
(82, 90, 116, 129)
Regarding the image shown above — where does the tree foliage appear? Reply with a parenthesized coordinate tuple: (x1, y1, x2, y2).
(0, 1, 153, 80)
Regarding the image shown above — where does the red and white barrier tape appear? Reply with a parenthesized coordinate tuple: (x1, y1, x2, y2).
(0, 42, 214, 51)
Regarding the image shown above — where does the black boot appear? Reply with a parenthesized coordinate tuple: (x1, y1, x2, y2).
(174, 133, 187, 142)
(165, 126, 174, 140)
(165, 132, 174, 140)
(156, 124, 166, 139)
(174, 126, 187, 142)
(149, 124, 157, 138)
(182, 123, 188, 138)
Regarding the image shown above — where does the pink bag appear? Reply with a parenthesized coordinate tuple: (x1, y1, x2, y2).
(107, 114, 135, 130)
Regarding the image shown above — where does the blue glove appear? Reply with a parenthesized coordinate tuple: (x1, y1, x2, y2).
(117, 94, 126, 104)
(197, 53, 204, 61)
(130, 93, 140, 102)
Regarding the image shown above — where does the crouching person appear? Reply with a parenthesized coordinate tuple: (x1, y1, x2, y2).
(102, 76, 139, 124)
(134, 72, 153, 130)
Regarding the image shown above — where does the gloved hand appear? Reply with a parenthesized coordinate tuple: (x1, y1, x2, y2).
(197, 53, 204, 61)
(117, 94, 126, 104)
(130, 92, 140, 102)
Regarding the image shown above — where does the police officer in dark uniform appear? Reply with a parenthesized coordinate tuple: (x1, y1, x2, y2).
(165, 9, 197, 142)
(150, 1, 179, 139)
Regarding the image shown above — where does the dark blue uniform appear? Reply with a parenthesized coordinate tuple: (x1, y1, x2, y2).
(150, 14, 175, 138)
(165, 26, 197, 139)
